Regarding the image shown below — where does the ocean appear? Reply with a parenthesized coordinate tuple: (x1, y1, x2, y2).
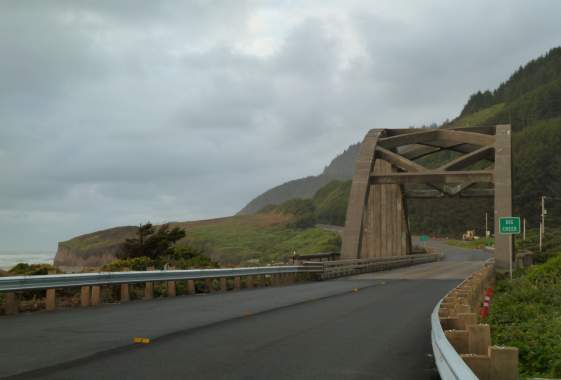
(0, 250, 54, 270)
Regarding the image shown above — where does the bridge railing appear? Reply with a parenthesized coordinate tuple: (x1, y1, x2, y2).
(0, 264, 323, 315)
(0, 265, 322, 292)
(305, 253, 442, 280)
(0, 253, 439, 315)
(431, 259, 519, 380)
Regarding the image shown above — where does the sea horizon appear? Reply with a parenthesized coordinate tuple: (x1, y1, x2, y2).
(0, 250, 55, 270)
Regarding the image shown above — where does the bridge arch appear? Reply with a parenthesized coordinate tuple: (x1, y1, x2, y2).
(341, 125, 512, 270)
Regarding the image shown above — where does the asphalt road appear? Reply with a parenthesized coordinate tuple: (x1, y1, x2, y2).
(0, 241, 490, 380)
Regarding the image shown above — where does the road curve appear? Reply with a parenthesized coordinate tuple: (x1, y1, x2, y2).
(0, 241, 490, 380)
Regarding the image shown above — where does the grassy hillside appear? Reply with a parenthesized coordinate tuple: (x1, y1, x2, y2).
(58, 213, 341, 267)
(313, 180, 351, 226)
(260, 180, 352, 228)
(177, 213, 340, 264)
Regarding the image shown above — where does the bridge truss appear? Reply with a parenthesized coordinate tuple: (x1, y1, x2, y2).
(341, 125, 512, 270)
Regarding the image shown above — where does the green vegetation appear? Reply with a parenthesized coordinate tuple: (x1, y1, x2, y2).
(102, 245, 217, 271)
(446, 238, 493, 250)
(488, 253, 561, 379)
(8, 263, 60, 275)
(460, 47, 561, 119)
(98, 222, 216, 271)
(262, 180, 352, 227)
(274, 198, 316, 228)
(485, 226, 561, 378)
(59, 213, 341, 267)
(313, 180, 351, 225)
(121, 223, 186, 259)
(453, 102, 505, 128)
(184, 214, 340, 264)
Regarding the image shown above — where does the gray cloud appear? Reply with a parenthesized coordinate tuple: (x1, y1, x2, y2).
(1, 0, 561, 250)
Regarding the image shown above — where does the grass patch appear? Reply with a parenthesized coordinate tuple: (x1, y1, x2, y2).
(448, 102, 505, 128)
(447, 238, 493, 250)
(183, 214, 340, 264)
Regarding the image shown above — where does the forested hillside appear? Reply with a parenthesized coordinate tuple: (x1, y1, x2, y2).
(257, 47, 561, 238)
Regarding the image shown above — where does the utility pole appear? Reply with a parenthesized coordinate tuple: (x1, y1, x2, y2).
(539, 196, 546, 252)
(485, 212, 489, 238)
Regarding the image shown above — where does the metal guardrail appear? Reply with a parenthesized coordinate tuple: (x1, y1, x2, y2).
(0, 254, 439, 293)
(430, 258, 495, 380)
(0, 265, 323, 293)
(307, 253, 442, 279)
(430, 297, 478, 380)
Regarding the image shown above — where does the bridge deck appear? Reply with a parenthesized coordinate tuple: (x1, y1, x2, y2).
(0, 243, 490, 379)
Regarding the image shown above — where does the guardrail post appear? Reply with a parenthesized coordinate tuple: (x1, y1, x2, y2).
(458, 312, 477, 330)
(489, 346, 518, 380)
(167, 281, 176, 297)
(144, 266, 154, 300)
(120, 282, 130, 302)
(468, 324, 491, 355)
(461, 354, 490, 380)
(80, 286, 91, 307)
(234, 276, 241, 290)
(46, 288, 56, 311)
(220, 278, 227, 291)
(246, 276, 254, 288)
(119, 267, 130, 302)
(144, 282, 154, 299)
(4, 292, 18, 315)
(91, 286, 101, 306)
(167, 266, 176, 297)
(445, 330, 469, 354)
(455, 303, 471, 316)
(205, 278, 214, 293)
(187, 279, 195, 294)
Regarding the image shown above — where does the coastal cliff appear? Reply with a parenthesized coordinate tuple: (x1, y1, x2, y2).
(54, 226, 137, 267)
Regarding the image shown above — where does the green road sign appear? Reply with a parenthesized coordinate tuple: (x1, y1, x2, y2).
(420, 235, 429, 242)
(499, 217, 521, 235)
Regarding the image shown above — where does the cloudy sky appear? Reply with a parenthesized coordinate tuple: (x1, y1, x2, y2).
(2, 1, 561, 251)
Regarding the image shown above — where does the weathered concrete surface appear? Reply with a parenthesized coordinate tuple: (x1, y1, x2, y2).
(494, 124, 513, 271)
(341, 129, 383, 260)
(341, 125, 510, 272)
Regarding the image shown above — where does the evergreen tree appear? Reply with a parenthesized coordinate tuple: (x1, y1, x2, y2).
(121, 222, 186, 259)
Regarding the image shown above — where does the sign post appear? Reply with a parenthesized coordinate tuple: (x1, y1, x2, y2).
(499, 217, 521, 279)
(420, 235, 429, 251)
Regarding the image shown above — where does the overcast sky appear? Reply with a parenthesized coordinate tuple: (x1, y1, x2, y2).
(2, 1, 561, 251)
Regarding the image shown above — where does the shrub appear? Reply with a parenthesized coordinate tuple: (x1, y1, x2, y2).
(488, 253, 561, 378)
(9, 263, 60, 276)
